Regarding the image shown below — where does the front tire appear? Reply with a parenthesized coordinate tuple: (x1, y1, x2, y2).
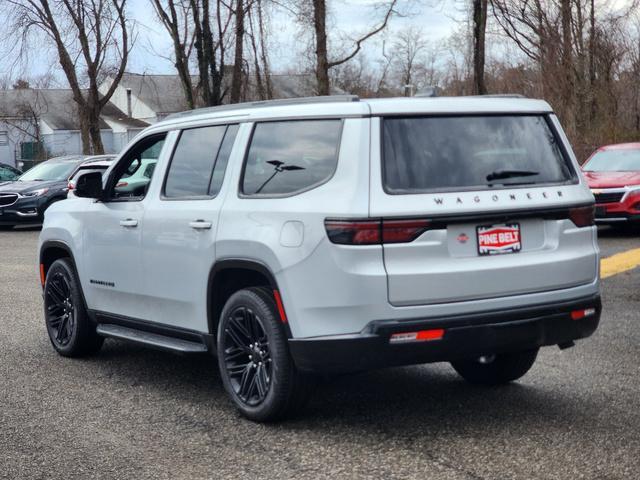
(44, 258, 103, 357)
(451, 349, 539, 385)
(217, 287, 311, 422)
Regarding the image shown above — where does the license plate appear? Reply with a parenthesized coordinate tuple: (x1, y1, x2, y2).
(477, 223, 521, 256)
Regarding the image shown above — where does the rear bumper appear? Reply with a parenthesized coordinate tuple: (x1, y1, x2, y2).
(288, 294, 601, 373)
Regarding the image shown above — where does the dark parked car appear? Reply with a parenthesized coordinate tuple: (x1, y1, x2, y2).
(0, 155, 114, 229)
(0, 163, 22, 182)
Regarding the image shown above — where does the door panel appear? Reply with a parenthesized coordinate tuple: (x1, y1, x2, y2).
(82, 133, 169, 319)
(82, 201, 145, 316)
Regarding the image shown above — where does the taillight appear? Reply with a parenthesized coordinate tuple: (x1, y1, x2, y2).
(382, 219, 431, 243)
(67, 182, 74, 190)
(325, 220, 381, 245)
(568, 205, 595, 227)
(325, 218, 431, 245)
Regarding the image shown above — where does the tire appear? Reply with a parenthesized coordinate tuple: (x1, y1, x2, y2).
(217, 287, 311, 422)
(43, 258, 103, 357)
(451, 348, 539, 386)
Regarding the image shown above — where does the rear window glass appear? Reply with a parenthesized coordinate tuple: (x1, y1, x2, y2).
(382, 115, 574, 193)
(242, 120, 342, 196)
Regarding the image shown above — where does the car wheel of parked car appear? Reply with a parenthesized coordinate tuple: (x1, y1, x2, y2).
(44, 258, 103, 357)
(217, 287, 311, 422)
(451, 348, 539, 385)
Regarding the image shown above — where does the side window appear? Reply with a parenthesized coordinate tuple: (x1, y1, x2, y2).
(242, 120, 342, 196)
(108, 134, 166, 200)
(164, 124, 238, 199)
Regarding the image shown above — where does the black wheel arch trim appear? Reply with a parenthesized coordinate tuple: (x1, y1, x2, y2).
(207, 258, 292, 338)
(39, 240, 77, 280)
(39, 240, 91, 311)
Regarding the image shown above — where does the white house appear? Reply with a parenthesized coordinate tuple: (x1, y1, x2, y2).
(0, 89, 148, 169)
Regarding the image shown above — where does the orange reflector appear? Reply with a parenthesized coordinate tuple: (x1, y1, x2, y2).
(273, 290, 288, 324)
(571, 308, 596, 320)
(39, 264, 46, 287)
(390, 329, 445, 344)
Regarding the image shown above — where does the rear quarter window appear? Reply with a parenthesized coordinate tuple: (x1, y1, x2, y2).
(241, 119, 342, 196)
(382, 115, 575, 194)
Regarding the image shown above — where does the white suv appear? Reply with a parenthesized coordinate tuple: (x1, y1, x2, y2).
(39, 96, 601, 421)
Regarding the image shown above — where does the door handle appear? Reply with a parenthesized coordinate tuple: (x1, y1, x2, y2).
(119, 218, 138, 228)
(189, 220, 212, 230)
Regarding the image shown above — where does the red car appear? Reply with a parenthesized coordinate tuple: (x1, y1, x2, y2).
(582, 142, 640, 224)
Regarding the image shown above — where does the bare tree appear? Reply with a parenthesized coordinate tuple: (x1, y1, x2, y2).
(230, 0, 246, 102)
(150, 0, 196, 109)
(391, 27, 428, 95)
(472, 0, 488, 94)
(2, 0, 132, 154)
(152, 0, 233, 106)
(307, 0, 399, 95)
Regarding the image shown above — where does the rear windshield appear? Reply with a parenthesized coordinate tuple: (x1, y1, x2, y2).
(382, 115, 575, 193)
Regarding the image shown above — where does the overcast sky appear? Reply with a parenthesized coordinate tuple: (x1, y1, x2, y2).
(126, 0, 461, 75)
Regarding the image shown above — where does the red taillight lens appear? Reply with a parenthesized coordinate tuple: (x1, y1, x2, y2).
(382, 219, 431, 243)
(326, 218, 432, 245)
(67, 182, 74, 190)
(568, 205, 595, 227)
(325, 220, 381, 245)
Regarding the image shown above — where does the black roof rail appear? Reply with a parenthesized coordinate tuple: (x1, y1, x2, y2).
(165, 95, 361, 121)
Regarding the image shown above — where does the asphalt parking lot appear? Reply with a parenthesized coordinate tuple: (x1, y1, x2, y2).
(0, 228, 638, 480)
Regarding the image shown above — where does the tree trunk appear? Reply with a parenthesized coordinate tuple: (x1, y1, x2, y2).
(89, 115, 105, 154)
(472, 0, 488, 95)
(561, 0, 575, 134)
(313, 0, 330, 96)
(78, 105, 92, 154)
(230, 0, 245, 103)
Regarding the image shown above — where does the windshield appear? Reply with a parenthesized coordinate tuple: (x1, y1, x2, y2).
(19, 161, 78, 182)
(382, 115, 574, 193)
(583, 149, 640, 172)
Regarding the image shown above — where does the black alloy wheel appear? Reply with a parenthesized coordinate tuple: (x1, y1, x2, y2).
(217, 287, 312, 422)
(45, 270, 76, 347)
(43, 258, 103, 357)
(223, 306, 272, 406)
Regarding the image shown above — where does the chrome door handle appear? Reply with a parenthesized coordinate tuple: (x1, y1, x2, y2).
(189, 220, 212, 230)
(119, 218, 138, 228)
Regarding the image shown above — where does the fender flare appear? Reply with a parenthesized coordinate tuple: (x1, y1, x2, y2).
(207, 259, 290, 337)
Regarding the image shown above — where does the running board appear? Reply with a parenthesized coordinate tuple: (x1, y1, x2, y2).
(96, 324, 209, 354)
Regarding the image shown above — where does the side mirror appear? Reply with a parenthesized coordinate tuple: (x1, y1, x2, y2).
(75, 171, 103, 199)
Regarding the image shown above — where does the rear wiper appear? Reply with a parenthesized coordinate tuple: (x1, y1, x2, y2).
(486, 169, 539, 182)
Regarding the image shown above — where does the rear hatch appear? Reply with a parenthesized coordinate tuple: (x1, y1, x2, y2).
(370, 113, 597, 306)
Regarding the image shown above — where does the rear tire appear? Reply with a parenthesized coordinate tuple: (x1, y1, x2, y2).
(44, 258, 103, 357)
(451, 349, 538, 385)
(217, 287, 311, 422)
